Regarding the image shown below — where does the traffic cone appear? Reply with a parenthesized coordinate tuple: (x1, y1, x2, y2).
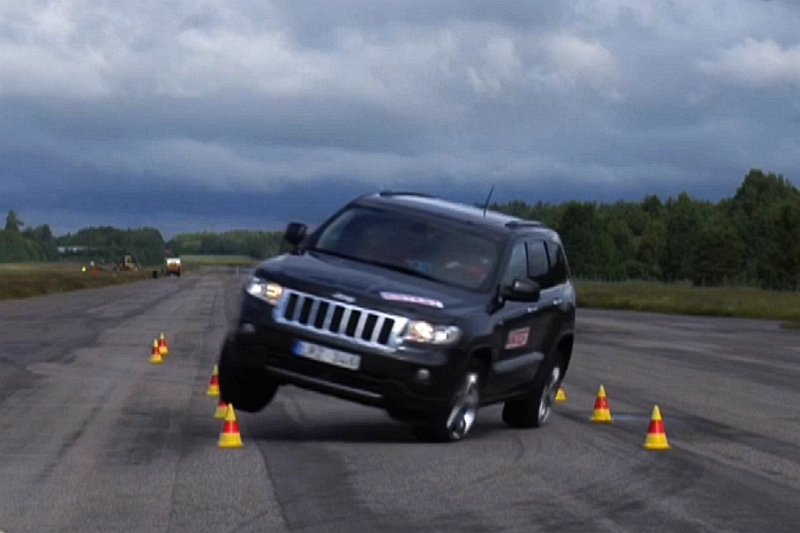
(207, 365, 220, 397)
(555, 386, 568, 403)
(218, 404, 243, 449)
(149, 339, 163, 365)
(213, 397, 227, 419)
(644, 405, 672, 451)
(590, 385, 613, 423)
(158, 332, 170, 356)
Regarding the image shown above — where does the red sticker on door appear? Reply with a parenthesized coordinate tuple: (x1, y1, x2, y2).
(505, 327, 530, 349)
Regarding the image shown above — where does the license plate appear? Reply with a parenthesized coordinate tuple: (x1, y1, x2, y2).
(293, 341, 361, 371)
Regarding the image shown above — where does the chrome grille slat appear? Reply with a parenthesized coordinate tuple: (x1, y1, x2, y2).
(274, 289, 406, 352)
(370, 316, 384, 343)
(353, 312, 368, 339)
(291, 295, 304, 322)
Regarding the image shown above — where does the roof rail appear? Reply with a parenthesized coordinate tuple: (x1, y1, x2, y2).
(378, 191, 435, 198)
(505, 220, 542, 228)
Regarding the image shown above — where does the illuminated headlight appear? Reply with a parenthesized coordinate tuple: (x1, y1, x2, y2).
(402, 321, 461, 345)
(245, 277, 283, 305)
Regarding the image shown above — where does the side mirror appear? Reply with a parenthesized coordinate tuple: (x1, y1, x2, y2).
(283, 222, 307, 254)
(503, 278, 541, 302)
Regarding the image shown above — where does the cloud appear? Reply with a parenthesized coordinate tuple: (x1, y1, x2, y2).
(699, 38, 800, 87)
(1, 1, 799, 233)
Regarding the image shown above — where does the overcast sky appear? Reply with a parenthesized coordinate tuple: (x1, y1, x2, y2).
(1, 0, 799, 237)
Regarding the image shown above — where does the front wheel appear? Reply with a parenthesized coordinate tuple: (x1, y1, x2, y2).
(412, 362, 482, 442)
(502, 360, 562, 428)
(218, 337, 279, 413)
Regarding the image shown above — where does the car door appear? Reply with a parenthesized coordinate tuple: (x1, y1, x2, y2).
(489, 240, 549, 395)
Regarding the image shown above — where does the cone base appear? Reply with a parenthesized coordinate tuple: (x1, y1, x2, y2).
(555, 391, 567, 403)
(207, 387, 220, 397)
(644, 435, 671, 451)
(159, 349, 169, 356)
(149, 357, 164, 365)
(218, 434, 243, 448)
(591, 410, 613, 423)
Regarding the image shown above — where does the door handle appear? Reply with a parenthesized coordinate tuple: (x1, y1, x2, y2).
(526, 305, 539, 313)
(553, 298, 563, 306)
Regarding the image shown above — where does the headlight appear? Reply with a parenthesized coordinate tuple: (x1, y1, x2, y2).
(245, 277, 283, 305)
(401, 320, 461, 345)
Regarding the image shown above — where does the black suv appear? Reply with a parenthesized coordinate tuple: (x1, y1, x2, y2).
(219, 192, 576, 441)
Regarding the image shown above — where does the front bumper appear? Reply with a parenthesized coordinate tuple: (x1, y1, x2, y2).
(225, 319, 464, 421)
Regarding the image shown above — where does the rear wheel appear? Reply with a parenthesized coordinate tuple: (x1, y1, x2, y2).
(218, 338, 279, 413)
(502, 356, 562, 428)
(412, 361, 482, 442)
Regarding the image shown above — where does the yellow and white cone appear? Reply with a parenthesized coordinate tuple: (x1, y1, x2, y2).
(218, 404, 243, 449)
(590, 385, 613, 423)
(644, 405, 672, 451)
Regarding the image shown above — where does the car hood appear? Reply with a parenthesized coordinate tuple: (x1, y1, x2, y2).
(255, 252, 483, 314)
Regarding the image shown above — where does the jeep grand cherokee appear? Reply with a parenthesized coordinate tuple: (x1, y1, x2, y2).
(218, 192, 576, 442)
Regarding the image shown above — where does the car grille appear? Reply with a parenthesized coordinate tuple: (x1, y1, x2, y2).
(273, 289, 408, 351)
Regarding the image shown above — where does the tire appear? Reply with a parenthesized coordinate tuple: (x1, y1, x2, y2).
(411, 361, 483, 442)
(502, 354, 562, 428)
(218, 338, 279, 413)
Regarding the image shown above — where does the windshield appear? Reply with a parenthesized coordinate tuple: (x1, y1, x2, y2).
(310, 206, 500, 290)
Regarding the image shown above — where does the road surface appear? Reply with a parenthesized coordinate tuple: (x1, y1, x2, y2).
(0, 270, 798, 532)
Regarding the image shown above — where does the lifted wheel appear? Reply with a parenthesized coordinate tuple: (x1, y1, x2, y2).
(218, 338, 279, 413)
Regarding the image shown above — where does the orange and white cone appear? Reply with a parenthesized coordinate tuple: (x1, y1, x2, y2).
(207, 365, 220, 397)
(590, 385, 613, 423)
(149, 339, 163, 365)
(213, 397, 228, 419)
(644, 405, 672, 451)
(218, 404, 243, 449)
(158, 332, 170, 356)
(555, 386, 568, 404)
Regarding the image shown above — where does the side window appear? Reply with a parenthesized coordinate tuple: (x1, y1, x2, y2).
(526, 240, 551, 286)
(546, 242, 568, 285)
(502, 242, 528, 286)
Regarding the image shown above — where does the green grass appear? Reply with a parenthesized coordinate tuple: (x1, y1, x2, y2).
(576, 281, 800, 323)
(179, 254, 257, 267)
(0, 266, 152, 301)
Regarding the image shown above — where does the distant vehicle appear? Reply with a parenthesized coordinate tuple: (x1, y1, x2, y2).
(218, 192, 576, 442)
(121, 255, 140, 271)
(166, 257, 182, 277)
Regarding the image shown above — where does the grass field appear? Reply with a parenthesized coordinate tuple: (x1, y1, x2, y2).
(576, 281, 800, 327)
(0, 265, 152, 301)
(2, 263, 799, 329)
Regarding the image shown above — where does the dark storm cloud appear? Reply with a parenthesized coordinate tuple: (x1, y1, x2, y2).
(1, 1, 799, 235)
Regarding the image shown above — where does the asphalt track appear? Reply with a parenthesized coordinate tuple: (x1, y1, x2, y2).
(0, 269, 798, 532)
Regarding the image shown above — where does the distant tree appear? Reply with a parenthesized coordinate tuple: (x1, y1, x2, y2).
(5, 210, 23, 232)
(690, 216, 742, 286)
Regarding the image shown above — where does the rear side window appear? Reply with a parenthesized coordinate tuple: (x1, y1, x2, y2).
(526, 240, 550, 283)
(546, 242, 568, 285)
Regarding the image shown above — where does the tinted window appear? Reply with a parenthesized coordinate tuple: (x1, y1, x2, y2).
(546, 242, 568, 285)
(502, 242, 528, 286)
(527, 240, 550, 284)
(311, 206, 500, 290)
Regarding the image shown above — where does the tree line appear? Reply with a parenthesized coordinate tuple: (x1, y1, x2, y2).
(0, 210, 59, 262)
(492, 169, 800, 290)
(167, 230, 284, 259)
